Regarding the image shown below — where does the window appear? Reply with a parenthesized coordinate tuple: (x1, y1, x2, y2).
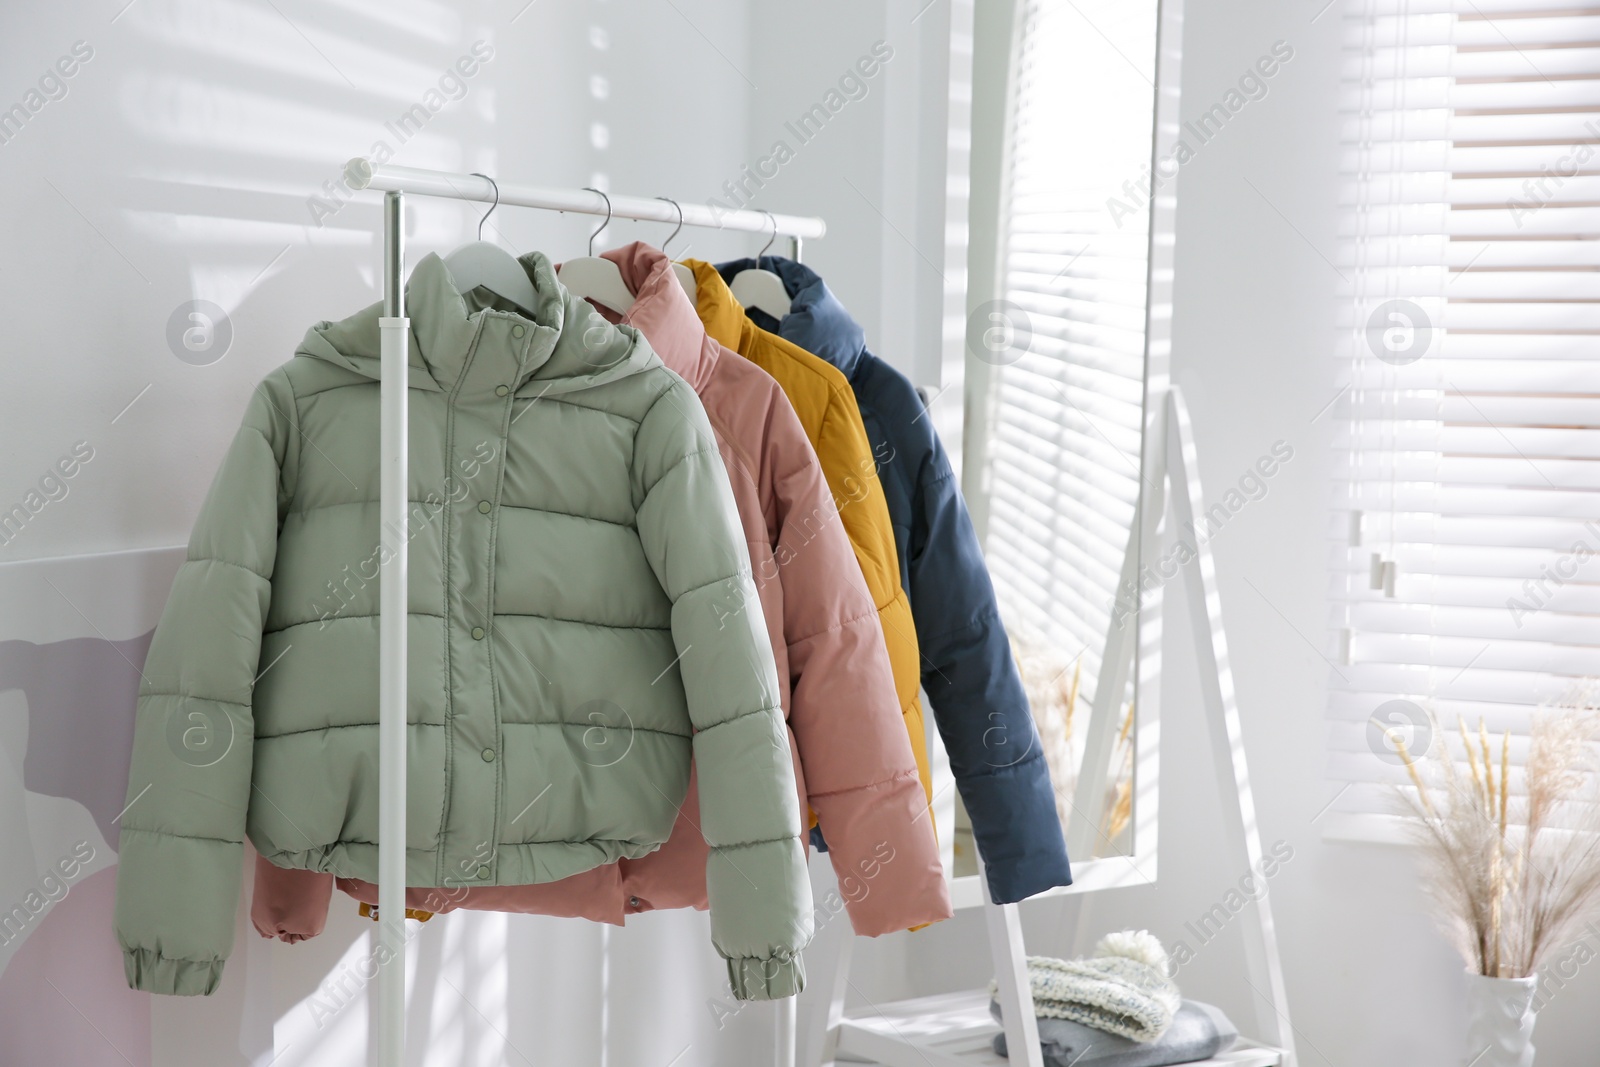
(1328, 0, 1600, 835)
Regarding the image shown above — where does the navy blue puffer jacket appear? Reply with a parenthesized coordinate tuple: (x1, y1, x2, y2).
(717, 257, 1072, 903)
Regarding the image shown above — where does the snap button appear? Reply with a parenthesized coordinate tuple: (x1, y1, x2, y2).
(471, 626, 485, 640)
(511, 325, 525, 338)
(477, 500, 491, 514)
(495, 385, 510, 397)
(628, 896, 640, 909)
(481, 748, 496, 762)
(476, 866, 491, 880)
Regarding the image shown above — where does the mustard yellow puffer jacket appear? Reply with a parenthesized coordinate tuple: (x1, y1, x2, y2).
(683, 260, 931, 807)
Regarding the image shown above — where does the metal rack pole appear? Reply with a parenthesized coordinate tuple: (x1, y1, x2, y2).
(350, 162, 822, 1067)
(346, 159, 827, 241)
(376, 188, 409, 1067)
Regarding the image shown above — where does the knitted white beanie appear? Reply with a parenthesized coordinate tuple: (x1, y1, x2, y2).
(993, 930, 1181, 1043)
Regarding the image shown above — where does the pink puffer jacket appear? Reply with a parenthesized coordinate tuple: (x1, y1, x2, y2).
(251, 243, 950, 939)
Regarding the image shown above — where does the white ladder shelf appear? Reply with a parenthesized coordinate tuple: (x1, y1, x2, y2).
(795, 388, 1296, 1067)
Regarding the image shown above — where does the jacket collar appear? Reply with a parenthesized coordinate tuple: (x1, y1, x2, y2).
(682, 259, 756, 357)
(595, 243, 720, 392)
(715, 256, 867, 379)
(296, 250, 650, 396)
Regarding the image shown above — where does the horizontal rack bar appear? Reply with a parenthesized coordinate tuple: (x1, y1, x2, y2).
(344, 158, 826, 240)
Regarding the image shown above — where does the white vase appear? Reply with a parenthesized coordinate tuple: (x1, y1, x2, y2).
(1463, 973, 1538, 1067)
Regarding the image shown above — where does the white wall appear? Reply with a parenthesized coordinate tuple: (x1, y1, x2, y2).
(742, 1, 968, 390)
(0, 0, 770, 568)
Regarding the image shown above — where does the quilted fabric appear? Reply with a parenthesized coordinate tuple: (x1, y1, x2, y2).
(680, 259, 932, 806)
(250, 242, 951, 940)
(713, 256, 1073, 905)
(113, 251, 812, 1000)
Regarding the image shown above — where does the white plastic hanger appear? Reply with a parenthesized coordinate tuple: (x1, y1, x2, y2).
(672, 262, 698, 304)
(442, 173, 539, 315)
(727, 212, 792, 320)
(655, 197, 699, 305)
(556, 188, 636, 315)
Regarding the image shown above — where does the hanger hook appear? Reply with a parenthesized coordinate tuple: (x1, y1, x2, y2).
(654, 197, 685, 257)
(582, 187, 612, 256)
(469, 173, 499, 240)
(758, 210, 778, 262)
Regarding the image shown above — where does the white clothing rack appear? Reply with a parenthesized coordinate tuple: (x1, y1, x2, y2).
(350, 158, 823, 1067)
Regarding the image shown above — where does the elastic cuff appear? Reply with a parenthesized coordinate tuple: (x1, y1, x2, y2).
(123, 947, 225, 996)
(726, 952, 806, 1001)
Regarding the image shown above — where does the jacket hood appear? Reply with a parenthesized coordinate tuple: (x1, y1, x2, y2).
(591, 242, 720, 393)
(295, 249, 653, 396)
(716, 256, 867, 379)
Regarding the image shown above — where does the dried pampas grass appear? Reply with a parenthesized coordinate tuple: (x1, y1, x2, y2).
(1009, 627, 1138, 857)
(1010, 630, 1081, 829)
(1099, 700, 1136, 852)
(1390, 683, 1600, 978)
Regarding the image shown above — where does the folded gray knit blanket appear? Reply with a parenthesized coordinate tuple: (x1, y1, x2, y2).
(990, 998, 1238, 1067)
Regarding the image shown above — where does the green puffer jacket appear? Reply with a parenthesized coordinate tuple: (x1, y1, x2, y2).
(113, 251, 813, 1000)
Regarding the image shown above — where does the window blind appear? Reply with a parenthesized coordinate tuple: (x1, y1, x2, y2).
(1328, 0, 1600, 835)
(983, 0, 1157, 718)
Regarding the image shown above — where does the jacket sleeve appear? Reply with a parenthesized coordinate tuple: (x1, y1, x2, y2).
(632, 377, 813, 1000)
(251, 853, 333, 942)
(770, 404, 952, 935)
(114, 370, 298, 994)
(910, 430, 1074, 905)
(816, 397, 935, 805)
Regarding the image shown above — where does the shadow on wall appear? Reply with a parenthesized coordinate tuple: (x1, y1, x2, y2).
(3, 632, 150, 845)
(0, 631, 153, 1067)
(102, 2, 495, 309)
